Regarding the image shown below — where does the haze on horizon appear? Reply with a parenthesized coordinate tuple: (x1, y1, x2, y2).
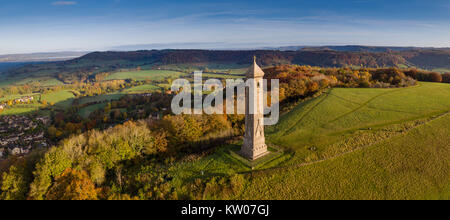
(1, 0, 449, 55)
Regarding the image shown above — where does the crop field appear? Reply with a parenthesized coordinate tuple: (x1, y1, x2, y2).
(104, 70, 185, 81)
(171, 82, 450, 199)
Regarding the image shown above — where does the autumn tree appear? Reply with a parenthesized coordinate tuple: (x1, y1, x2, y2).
(45, 168, 99, 200)
(0, 165, 30, 200)
(442, 73, 450, 83)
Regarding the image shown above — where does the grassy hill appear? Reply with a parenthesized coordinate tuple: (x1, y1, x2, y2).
(232, 82, 450, 199)
(241, 112, 450, 199)
(267, 82, 450, 164)
(169, 82, 450, 199)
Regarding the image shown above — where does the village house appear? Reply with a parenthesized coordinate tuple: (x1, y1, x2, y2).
(13, 96, 34, 104)
(12, 147, 23, 156)
(0, 115, 50, 159)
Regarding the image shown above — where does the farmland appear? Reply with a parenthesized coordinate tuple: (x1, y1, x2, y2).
(41, 90, 75, 109)
(123, 84, 161, 94)
(77, 93, 125, 105)
(104, 70, 185, 81)
(78, 103, 107, 118)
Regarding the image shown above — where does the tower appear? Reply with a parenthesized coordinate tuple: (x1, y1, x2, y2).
(241, 57, 268, 160)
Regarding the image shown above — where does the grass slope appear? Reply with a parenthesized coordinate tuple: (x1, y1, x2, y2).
(41, 90, 75, 109)
(171, 82, 450, 199)
(267, 82, 450, 164)
(0, 90, 75, 115)
(240, 112, 450, 200)
(78, 103, 106, 118)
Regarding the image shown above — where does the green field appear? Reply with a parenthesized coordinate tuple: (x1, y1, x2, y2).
(78, 103, 107, 118)
(0, 105, 41, 116)
(104, 70, 185, 81)
(158, 62, 248, 74)
(202, 73, 244, 79)
(432, 68, 450, 73)
(168, 82, 450, 199)
(267, 82, 450, 164)
(15, 77, 64, 86)
(240, 113, 450, 199)
(123, 84, 161, 94)
(0, 93, 39, 102)
(0, 90, 75, 115)
(78, 93, 125, 105)
(0, 69, 63, 88)
(41, 90, 75, 109)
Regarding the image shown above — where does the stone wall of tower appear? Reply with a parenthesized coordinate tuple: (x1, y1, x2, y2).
(241, 72, 268, 160)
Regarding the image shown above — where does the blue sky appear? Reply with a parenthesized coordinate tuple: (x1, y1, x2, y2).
(0, 0, 449, 54)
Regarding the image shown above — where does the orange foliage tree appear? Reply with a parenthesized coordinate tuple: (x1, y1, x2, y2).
(45, 168, 99, 200)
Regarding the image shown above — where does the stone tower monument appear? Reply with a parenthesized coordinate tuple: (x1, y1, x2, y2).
(241, 57, 268, 160)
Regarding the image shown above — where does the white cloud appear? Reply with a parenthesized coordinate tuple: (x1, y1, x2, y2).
(52, 1, 77, 6)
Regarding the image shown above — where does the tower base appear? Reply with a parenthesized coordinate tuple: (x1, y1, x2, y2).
(240, 144, 269, 161)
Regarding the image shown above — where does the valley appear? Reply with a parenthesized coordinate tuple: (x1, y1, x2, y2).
(0, 50, 449, 200)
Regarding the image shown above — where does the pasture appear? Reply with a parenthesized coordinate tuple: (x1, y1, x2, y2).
(41, 90, 75, 109)
(78, 103, 107, 118)
(201, 73, 244, 79)
(104, 70, 185, 81)
(158, 62, 248, 74)
(267, 82, 450, 164)
(0, 90, 75, 115)
(123, 84, 161, 94)
(77, 93, 125, 105)
(240, 113, 450, 200)
(0, 105, 41, 116)
(170, 82, 450, 199)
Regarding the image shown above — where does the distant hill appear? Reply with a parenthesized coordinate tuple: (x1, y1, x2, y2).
(74, 49, 449, 70)
(0, 52, 88, 63)
(3, 48, 449, 84)
(299, 45, 425, 52)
